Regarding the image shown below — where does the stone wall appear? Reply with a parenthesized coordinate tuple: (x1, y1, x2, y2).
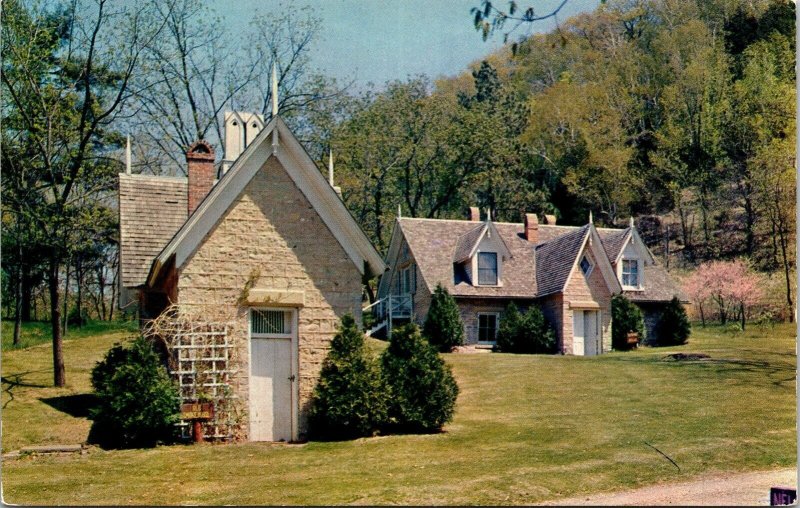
(560, 245, 613, 354)
(456, 298, 512, 344)
(176, 155, 363, 440)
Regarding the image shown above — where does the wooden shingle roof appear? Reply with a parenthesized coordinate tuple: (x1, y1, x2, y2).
(119, 173, 187, 288)
(399, 218, 538, 299)
(395, 218, 681, 302)
(535, 224, 591, 297)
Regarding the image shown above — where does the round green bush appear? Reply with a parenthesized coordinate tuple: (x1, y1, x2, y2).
(496, 302, 557, 354)
(90, 337, 180, 448)
(611, 294, 645, 350)
(423, 283, 464, 352)
(381, 323, 459, 433)
(309, 314, 387, 440)
(657, 297, 691, 346)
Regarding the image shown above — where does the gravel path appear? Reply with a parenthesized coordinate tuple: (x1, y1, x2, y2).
(537, 468, 797, 506)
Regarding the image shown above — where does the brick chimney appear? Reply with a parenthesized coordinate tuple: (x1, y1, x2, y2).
(544, 214, 557, 225)
(524, 213, 539, 243)
(468, 206, 480, 221)
(186, 140, 215, 215)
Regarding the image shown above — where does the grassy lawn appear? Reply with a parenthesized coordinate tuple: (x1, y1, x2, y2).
(2, 322, 795, 505)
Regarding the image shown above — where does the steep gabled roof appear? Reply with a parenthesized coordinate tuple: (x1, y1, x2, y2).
(625, 264, 687, 303)
(535, 225, 591, 297)
(398, 218, 537, 298)
(452, 221, 512, 264)
(147, 116, 385, 286)
(118, 174, 187, 288)
(599, 228, 630, 263)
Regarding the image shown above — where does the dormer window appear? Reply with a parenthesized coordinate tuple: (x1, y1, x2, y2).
(622, 259, 639, 287)
(580, 255, 593, 277)
(477, 252, 498, 285)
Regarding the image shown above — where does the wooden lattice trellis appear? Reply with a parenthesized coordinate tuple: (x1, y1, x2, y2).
(143, 305, 243, 441)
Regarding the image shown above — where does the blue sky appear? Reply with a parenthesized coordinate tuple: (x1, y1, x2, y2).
(214, 0, 601, 88)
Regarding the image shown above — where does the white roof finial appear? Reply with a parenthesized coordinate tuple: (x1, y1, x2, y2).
(589, 210, 593, 224)
(398, 204, 402, 219)
(125, 134, 131, 174)
(271, 62, 279, 117)
(630, 216, 635, 228)
(328, 149, 334, 186)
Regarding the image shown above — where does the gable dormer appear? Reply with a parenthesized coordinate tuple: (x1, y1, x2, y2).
(453, 221, 512, 287)
(613, 226, 654, 291)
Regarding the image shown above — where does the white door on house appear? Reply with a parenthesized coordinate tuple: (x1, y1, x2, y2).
(584, 310, 599, 356)
(572, 310, 585, 355)
(250, 309, 295, 442)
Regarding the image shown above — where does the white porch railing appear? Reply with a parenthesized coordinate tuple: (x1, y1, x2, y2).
(363, 294, 412, 337)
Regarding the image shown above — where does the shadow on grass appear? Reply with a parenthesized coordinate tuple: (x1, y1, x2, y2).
(602, 352, 795, 388)
(40, 393, 97, 418)
(2, 371, 51, 409)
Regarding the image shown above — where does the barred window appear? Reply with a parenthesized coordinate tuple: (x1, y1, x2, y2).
(251, 309, 292, 337)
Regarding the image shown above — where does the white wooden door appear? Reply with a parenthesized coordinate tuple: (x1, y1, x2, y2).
(249, 308, 295, 442)
(250, 337, 292, 441)
(584, 311, 598, 356)
(572, 310, 585, 355)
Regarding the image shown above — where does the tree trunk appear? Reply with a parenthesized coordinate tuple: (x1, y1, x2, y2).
(740, 302, 746, 331)
(63, 262, 70, 336)
(699, 302, 705, 328)
(21, 264, 32, 322)
(778, 225, 794, 323)
(49, 260, 66, 387)
(76, 257, 83, 328)
(14, 262, 22, 346)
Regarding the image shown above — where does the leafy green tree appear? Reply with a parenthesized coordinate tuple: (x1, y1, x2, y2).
(423, 283, 464, 352)
(90, 337, 180, 448)
(1, 0, 164, 386)
(611, 294, 645, 350)
(381, 324, 459, 433)
(496, 302, 556, 354)
(657, 297, 691, 346)
(309, 314, 387, 440)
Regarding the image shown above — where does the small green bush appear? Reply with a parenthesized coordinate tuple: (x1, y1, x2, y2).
(657, 297, 691, 346)
(309, 314, 387, 440)
(382, 323, 459, 433)
(90, 337, 180, 448)
(611, 294, 645, 350)
(423, 283, 464, 352)
(496, 302, 557, 354)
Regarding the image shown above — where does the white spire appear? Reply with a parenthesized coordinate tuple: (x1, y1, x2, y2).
(589, 210, 593, 224)
(125, 134, 131, 174)
(328, 149, 334, 186)
(271, 62, 279, 117)
(398, 204, 402, 218)
(630, 216, 635, 228)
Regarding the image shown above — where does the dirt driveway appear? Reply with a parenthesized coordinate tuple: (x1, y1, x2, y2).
(537, 468, 797, 506)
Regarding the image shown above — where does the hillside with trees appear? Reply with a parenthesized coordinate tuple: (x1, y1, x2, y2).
(1, 0, 795, 387)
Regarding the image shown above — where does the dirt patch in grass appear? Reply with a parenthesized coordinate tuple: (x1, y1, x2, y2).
(664, 353, 711, 361)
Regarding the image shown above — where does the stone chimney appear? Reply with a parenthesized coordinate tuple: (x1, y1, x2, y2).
(186, 140, 215, 215)
(468, 206, 480, 221)
(524, 213, 539, 243)
(544, 214, 557, 225)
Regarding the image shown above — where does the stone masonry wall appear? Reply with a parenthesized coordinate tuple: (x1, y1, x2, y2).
(177, 156, 363, 440)
(561, 245, 613, 354)
(457, 298, 511, 344)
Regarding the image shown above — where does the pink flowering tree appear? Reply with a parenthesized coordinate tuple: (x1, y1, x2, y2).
(683, 260, 764, 330)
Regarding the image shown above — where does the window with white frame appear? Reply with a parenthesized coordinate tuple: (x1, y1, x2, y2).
(622, 259, 639, 287)
(580, 255, 593, 278)
(477, 252, 498, 285)
(478, 313, 499, 342)
(250, 309, 293, 338)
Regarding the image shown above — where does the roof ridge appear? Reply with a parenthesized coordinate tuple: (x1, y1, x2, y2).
(119, 173, 187, 182)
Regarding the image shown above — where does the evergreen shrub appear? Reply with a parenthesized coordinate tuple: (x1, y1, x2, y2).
(496, 302, 557, 354)
(657, 297, 691, 346)
(381, 323, 459, 432)
(90, 337, 180, 448)
(309, 314, 387, 440)
(611, 294, 645, 350)
(423, 283, 464, 352)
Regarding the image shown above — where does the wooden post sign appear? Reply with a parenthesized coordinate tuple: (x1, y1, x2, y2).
(770, 487, 796, 506)
(180, 403, 214, 443)
(181, 403, 214, 420)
